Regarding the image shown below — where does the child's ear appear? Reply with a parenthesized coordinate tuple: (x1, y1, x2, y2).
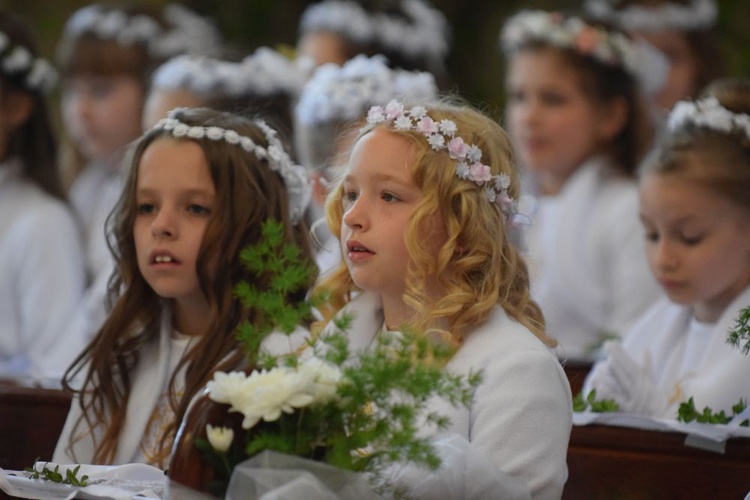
(1, 90, 34, 131)
(598, 96, 628, 142)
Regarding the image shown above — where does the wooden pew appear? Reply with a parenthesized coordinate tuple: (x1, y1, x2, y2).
(564, 424, 750, 499)
(0, 378, 70, 471)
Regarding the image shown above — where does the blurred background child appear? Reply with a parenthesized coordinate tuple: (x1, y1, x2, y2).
(500, 10, 663, 362)
(56, 3, 222, 340)
(582, 78, 750, 418)
(0, 11, 86, 380)
(584, 0, 726, 121)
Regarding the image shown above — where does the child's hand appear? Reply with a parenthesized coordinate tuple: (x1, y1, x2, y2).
(601, 342, 666, 416)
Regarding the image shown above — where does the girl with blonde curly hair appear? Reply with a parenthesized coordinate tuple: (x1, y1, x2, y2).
(314, 97, 572, 498)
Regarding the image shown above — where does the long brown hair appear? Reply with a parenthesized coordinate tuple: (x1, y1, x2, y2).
(61, 107, 317, 464)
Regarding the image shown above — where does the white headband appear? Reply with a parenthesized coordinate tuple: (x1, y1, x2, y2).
(0, 32, 57, 94)
(299, 0, 449, 65)
(295, 54, 438, 126)
(668, 96, 750, 140)
(151, 109, 311, 224)
(500, 10, 669, 95)
(584, 0, 718, 32)
(63, 3, 222, 59)
(151, 48, 305, 99)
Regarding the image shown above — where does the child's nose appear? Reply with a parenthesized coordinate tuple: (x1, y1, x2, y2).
(343, 198, 367, 231)
(151, 208, 177, 238)
(655, 240, 678, 270)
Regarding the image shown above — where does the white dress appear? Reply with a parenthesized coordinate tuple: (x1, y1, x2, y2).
(0, 159, 87, 379)
(524, 156, 661, 361)
(323, 292, 572, 500)
(53, 309, 309, 466)
(584, 285, 750, 419)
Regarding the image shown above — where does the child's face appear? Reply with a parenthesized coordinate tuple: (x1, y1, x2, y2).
(634, 30, 699, 114)
(296, 31, 348, 69)
(505, 49, 621, 194)
(62, 74, 145, 164)
(133, 138, 215, 313)
(639, 173, 750, 322)
(340, 128, 446, 301)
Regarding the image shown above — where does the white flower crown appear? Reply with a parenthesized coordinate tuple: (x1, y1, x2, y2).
(152, 48, 305, 99)
(63, 3, 222, 59)
(501, 10, 637, 73)
(668, 96, 750, 140)
(500, 10, 670, 94)
(584, 0, 717, 32)
(299, 0, 449, 65)
(151, 109, 311, 224)
(0, 32, 57, 94)
(295, 54, 438, 126)
(366, 100, 518, 220)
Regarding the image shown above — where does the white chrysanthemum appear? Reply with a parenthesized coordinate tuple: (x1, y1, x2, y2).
(232, 368, 315, 430)
(207, 371, 251, 405)
(298, 357, 342, 404)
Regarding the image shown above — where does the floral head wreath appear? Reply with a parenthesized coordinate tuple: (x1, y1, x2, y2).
(0, 31, 57, 94)
(584, 0, 717, 32)
(667, 96, 750, 140)
(299, 0, 449, 67)
(152, 48, 305, 99)
(151, 109, 311, 224)
(500, 10, 668, 94)
(366, 100, 519, 221)
(295, 54, 438, 126)
(63, 3, 222, 59)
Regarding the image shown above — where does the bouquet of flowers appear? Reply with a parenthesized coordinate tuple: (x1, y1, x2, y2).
(175, 220, 480, 498)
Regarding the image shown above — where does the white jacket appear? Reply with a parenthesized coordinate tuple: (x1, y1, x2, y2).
(0, 160, 87, 379)
(525, 156, 661, 361)
(326, 292, 572, 500)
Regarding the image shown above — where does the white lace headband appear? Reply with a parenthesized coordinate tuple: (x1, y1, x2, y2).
(295, 54, 438, 126)
(63, 3, 222, 59)
(152, 48, 305, 99)
(366, 100, 521, 224)
(299, 0, 449, 65)
(584, 0, 718, 32)
(151, 109, 311, 224)
(0, 32, 57, 94)
(668, 96, 750, 140)
(500, 10, 669, 94)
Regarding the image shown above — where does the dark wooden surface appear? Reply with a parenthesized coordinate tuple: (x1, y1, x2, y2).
(564, 424, 750, 499)
(562, 359, 592, 398)
(0, 379, 70, 470)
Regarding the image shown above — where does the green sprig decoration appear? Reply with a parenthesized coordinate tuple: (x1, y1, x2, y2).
(23, 460, 89, 486)
(196, 219, 482, 497)
(727, 306, 750, 356)
(573, 389, 620, 413)
(676, 397, 749, 426)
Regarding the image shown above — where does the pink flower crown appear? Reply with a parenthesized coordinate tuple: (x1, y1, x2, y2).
(366, 100, 516, 219)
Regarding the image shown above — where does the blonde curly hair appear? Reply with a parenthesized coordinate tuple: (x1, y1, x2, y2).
(314, 97, 554, 348)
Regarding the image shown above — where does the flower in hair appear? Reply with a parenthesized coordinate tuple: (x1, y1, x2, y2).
(500, 10, 637, 74)
(0, 32, 57, 94)
(668, 96, 750, 139)
(151, 109, 312, 224)
(366, 100, 517, 216)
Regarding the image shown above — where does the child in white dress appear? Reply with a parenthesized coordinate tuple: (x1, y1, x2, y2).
(313, 98, 572, 499)
(583, 78, 750, 418)
(0, 12, 86, 379)
(53, 107, 315, 468)
(500, 10, 663, 361)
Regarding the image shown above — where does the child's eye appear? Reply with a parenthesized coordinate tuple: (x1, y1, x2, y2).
(344, 190, 358, 202)
(381, 192, 399, 202)
(188, 204, 211, 215)
(681, 234, 703, 246)
(137, 203, 155, 214)
(644, 231, 659, 243)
